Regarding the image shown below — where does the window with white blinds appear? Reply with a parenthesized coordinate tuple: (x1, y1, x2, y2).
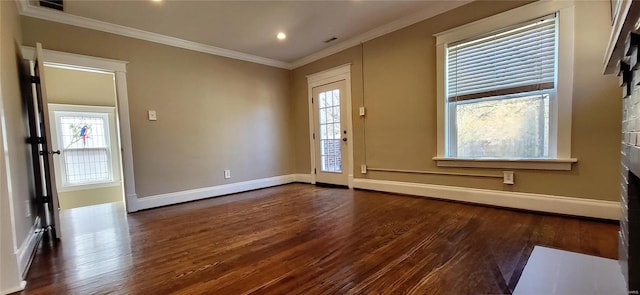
(445, 14, 558, 159)
(447, 14, 557, 102)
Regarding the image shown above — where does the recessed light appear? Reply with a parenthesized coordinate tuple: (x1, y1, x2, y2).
(151, 0, 162, 2)
(276, 32, 287, 40)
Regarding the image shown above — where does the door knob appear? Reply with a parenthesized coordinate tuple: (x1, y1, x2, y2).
(41, 150, 60, 155)
(39, 150, 59, 156)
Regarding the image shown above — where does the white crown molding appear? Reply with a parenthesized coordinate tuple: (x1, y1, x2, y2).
(17, 0, 470, 71)
(289, 0, 471, 69)
(16, 1, 291, 69)
(353, 178, 620, 220)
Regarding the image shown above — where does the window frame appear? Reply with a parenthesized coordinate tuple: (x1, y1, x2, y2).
(49, 104, 121, 191)
(433, 0, 577, 171)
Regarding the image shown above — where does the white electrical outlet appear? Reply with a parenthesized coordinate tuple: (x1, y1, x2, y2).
(224, 169, 231, 179)
(503, 171, 514, 185)
(361, 164, 367, 174)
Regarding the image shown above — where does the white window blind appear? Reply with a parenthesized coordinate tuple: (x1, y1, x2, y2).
(447, 14, 557, 102)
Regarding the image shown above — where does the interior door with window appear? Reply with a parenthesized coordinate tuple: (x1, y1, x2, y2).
(313, 80, 348, 186)
(26, 43, 62, 239)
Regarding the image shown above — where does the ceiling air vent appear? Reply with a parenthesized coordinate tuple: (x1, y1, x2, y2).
(324, 37, 338, 44)
(39, 0, 63, 11)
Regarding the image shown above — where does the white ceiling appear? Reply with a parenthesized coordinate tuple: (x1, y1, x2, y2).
(25, 0, 470, 67)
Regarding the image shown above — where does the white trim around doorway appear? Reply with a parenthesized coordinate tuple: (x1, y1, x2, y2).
(20, 46, 138, 213)
(306, 64, 354, 188)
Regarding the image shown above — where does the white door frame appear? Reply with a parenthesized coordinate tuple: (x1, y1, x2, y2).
(306, 64, 354, 188)
(20, 46, 138, 212)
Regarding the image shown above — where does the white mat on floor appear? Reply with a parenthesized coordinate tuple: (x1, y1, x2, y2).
(513, 246, 626, 295)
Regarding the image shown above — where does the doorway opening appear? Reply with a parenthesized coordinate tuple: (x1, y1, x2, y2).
(44, 66, 124, 210)
(21, 44, 136, 242)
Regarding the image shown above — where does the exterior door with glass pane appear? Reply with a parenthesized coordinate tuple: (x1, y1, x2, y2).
(313, 80, 348, 186)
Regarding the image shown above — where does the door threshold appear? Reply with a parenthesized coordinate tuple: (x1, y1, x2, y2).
(315, 182, 348, 189)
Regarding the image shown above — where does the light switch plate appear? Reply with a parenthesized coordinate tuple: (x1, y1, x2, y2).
(359, 107, 366, 116)
(148, 110, 157, 121)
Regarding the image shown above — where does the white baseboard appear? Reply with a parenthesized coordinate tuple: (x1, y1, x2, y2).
(133, 174, 297, 211)
(125, 193, 139, 213)
(2, 281, 27, 295)
(293, 174, 312, 183)
(16, 217, 42, 278)
(353, 178, 620, 220)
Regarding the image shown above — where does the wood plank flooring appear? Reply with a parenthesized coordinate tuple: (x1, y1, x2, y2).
(17, 184, 618, 294)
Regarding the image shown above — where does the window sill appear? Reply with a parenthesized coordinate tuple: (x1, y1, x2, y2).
(432, 157, 577, 171)
(58, 180, 121, 193)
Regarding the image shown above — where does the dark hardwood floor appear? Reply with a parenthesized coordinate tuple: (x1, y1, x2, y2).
(18, 183, 618, 294)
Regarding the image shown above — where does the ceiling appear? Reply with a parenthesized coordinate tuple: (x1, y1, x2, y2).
(25, 0, 470, 67)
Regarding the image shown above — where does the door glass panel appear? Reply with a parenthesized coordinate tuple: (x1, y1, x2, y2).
(319, 88, 342, 172)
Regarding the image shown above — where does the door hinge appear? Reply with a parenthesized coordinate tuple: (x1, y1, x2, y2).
(313, 133, 315, 140)
(314, 168, 317, 174)
(26, 136, 44, 144)
(312, 97, 314, 104)
(30, 76, 40, 84)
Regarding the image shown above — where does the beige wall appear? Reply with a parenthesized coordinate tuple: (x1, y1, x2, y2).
(16, 1, 622, 204)
(44, 66, 124, 209)
(44, 66, 116, 107)
(291, 0, 622, 201)
(22, 17, 294, 198)
(58, 186, 122, 209)
(1, 0, 35, 290)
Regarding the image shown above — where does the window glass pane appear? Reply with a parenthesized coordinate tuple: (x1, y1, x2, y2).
(319, 108, 326, 124)
(320, 140, 342, 173)
(325, 124, 332, 140)
(454, 93, 549, 158)
(332, 89, 340, 106)
(332, 123, 341, 140)
(325, 107, 334, 124)
(59, 115, 108, 149)
(63, 148, 111, 184)
(332, 106, 340, 123)
(57, 112, 113, 185)
(320, 123, 328, 139)
(319, 92, 329, 108)
(321, 155, 328, 171)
